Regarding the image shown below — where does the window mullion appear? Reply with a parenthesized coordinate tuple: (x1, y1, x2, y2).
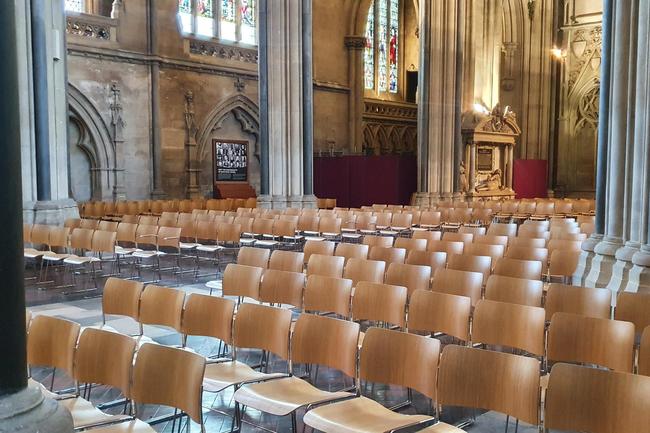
(236, 0, 243, 42)
(215, 0, 221, 38)
(191, 0, 198, 34)
(374, 0, 380, 93)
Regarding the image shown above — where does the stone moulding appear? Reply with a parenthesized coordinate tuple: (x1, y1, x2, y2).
(188, 39, 259, 64)
(363, 99, 418, 122)
(65, 15, 116, 41)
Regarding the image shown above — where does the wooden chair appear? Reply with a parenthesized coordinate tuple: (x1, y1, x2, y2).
(547, 239, 583, 255)
(545, 283, 611, 321)
(343, 258, 386, 286)
(545, 363, 650, 433)
(509, 237, 547, 248)
(259, 269, 305, 309)
(221, 263, 264, 300)
(493, 257, 543, 280)
(352, 282, 407, 329)
(505, 246, 549, 273)
(303, 328, 446, 433)
(464, 243, 505, 266)
(269, 250, 304, 273)
(437, 345, 540, 430)
(233, 314, 359, 428)
(640, 326, 650, 376)
(458, 226, 486, 236)
(303, 239, 335, 264)
(408, 290, 471, 343)
(412, 230, 442, 244)
(431, 268, 482, 307)
(447, 254, 491, 285)
(472, 300, 546, 357)
(406, 250, 447, 274)
(139, 285, 185, 340)
(547, 312, 635, 373)
(393, 237, 427, 252)
(473, 234, 509, 247)
(484, 275, 543, 307)
(304, 275, 353, 318)
(27, 315, 81, 391)
(306, 254, 345, 278)
(181, 293, 236, 350)
(385, 263, 431, 298)
(517, 227, 550, 241)
(419, 211, 442, 229)
(426, 240, 464, 256)
(102, 277, 145, 332)
(368, 246, 406, 265)
(335, 242, 370, 263)
(441, 232, 473, 246)
(615, 292, 650, 340)
(237, 246, 270, 268)
(548, 249, 582, 282)
(362, 235, 394, 248)
(202, 303, 292, 396)
(487, 222, 517, 238)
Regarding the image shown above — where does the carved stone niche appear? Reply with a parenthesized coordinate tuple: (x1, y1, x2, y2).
(460, 104, 521, 201)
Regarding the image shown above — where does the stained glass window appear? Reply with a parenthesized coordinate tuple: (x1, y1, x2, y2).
(364, 1, 375, 90)
(196, 0, 215, 36)
(65, 0, 84, 12)
(365, 0, 399, 94)
(389, 0, 399, 93)
(221, 0, 237, 40)
(240, 0, 256, 45)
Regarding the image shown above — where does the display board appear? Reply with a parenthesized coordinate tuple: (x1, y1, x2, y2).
(213, 139, 248, 182)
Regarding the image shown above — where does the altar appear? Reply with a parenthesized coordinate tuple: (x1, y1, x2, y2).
(460, 105, 521, 201)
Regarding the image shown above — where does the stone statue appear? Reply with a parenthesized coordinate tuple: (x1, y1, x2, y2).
(475, 169, 503, 192)
(459, 161, 469, 193)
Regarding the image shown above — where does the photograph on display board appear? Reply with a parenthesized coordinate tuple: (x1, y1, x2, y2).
(213, 139, 248, 182)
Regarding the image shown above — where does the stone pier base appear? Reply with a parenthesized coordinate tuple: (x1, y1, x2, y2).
(0, 386, 73, 433)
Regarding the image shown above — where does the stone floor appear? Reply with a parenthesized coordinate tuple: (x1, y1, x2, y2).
(24, 256, 542, 433)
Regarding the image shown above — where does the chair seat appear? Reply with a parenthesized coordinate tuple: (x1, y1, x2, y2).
(82, 419, 156, 433)
(179, 242, 200, 250)
(115, 246, 140, 255)
(341, 233, 362, 240)
(24, 248, 46, 259)
(304, 236, 326, 242)
(379, 230, 399, 236)
(64, 255, 100, 265)
(60, 397, 131, 429)
(418, 422, 467, 432)
(132, 251, 163, 259)
(303, 396, 435, 433)
(255, 240, 279, 248)
(203, 360, 286, 393)
(234, 375, 354, 416)
(42, 252, 71, 261)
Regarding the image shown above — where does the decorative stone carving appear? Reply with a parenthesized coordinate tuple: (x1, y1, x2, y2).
(568, 26, 602, 92)
(234, 76, 247, 92)
(66, 17, 111, 40)
(364, 100, 418, 121)
(344, 36, 367, 50)
(184, 91, 201, 198)
(188, 39, 258, 64)
(109, 81, 126, 200)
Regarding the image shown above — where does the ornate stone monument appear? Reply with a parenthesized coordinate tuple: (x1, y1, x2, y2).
(461, 104, 521, 200)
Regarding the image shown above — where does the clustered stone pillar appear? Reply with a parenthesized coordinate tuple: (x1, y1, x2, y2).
(583, 0, 650, 296)
(0, 2, 73, 431)
(416, 0, 464, 206)
(257, 0, 316, 209)
(344, 35, 366, 154)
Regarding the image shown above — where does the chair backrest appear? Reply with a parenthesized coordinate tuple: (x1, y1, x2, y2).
(304, 275, 353, 318)
(393, 237, 427, 252)
(442, 232, 473, 245)
(385, 263, 431, 298)
(48, 227, 70, 249)
(368, 246, 406, 265)
(273, 220, 297, 238)
(116, 222, 137, 244)
(139, 285, 185, 331)
(427, 240, 464, 255)
(459, 226, 487, 236)
(91, 230, 117, 254)
(222, 263, 264, 300)
(306, 253, 345, 278)
(352, 282, 407, 328)
(545, 363, 650, 433)
(233, 303, 292, 359)
(319, 217, 342, 234)
(473, 234, 509, 247)
(334, 242, 369, 262)
(343, 258, 386, 286)
(237, 246, 270, 268)
(303, 240, 335, 263)
(545, 283, 611, 320)
(259, 269, 305, 308)
(493, 257, 542, 280)
(548, 249, 582, 278)
(640, 326, 650, 376)
(181, 294, 236, 344)
(80, 219, 99, 230)
(269, 250, 304, 273)
(132, 343, 205, 424)
(102, 277, 144, 321)
(360, 328, 440, 400)
(291, 314, 360, 378)
(63, 218, 81, 230)
(484, 275, 543, 307)
(408, 290, 471, 342)
(547, 312, 635, 372)
(431, 268, 483, 307)
(406, 250, 447, 273)
(252, 218, 275, 236)
(509, 237, 547, 248)
(70, 227, 94, 251)
(135, 224, 159, 249)
(27, 315, 80, 376)
(362, 235, 394, 248)
(438, 345, 540, 425)
(447, 254, 492, 285)
(505, 246, 548, 272)
(412, 230, 442, 243)
(419, 211, 441, 227)
(217, 222, 242, 244)
(464, 243, 505, 265)
(74, 328, 137, 396)
(487, 222, 517, 237)
(615, 292, 650, 338)
(298, 215, 320, 232)
(472, 300, 546, 356)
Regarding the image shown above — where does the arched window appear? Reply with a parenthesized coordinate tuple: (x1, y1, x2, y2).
(364, 0, 400, 94)
(179, 0, 257, 45)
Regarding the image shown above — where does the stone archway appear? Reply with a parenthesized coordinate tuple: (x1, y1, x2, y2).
(67, 84, 116, 200)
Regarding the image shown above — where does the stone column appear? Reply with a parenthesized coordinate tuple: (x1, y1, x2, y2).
(416, 0, 463, 204)
(109, 82, 126, 200)
(302, 0, 315, 201)
(0, 2, 73, 430)
(574, 0, 612, 285)
(257, 0, 316, 209)
(148, 0, 165, 198)
(344, 36, 366, 154)
(586, 0, 637, 290)
(184, 91, 201, 198)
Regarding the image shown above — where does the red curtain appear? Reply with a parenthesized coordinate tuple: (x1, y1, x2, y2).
(513, 159, 548, 199)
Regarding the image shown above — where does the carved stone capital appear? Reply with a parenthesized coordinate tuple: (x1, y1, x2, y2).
(344, 36, 367, 50)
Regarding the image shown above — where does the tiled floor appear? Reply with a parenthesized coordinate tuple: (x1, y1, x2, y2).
(25, 257, 541, 433)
